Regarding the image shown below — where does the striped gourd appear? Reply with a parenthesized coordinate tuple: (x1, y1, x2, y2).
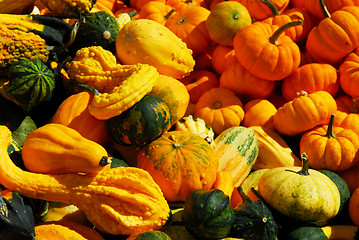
(213, 126, 259, 187)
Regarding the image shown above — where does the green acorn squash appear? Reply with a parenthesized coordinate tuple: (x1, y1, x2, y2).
(278, 222, 328, 240)
(2, 59, 55, 112)
(229, 187, 278, 240)
(107, 94, 172, 146)
(181, 189, 235, 240)
(0, 191, 35, 240)
(135, 230, 172, 240)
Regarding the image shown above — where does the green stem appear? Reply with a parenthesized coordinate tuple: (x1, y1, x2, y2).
(319, 0, 331, 18)
(325, 114, 336, 138)
(127, 10, 137, 19)
(164, 7, 175, 21)
(268, 20, 303, 44)
(260, 0, 279, 17)
(297, 153, 310, 176)
(68, 80, 99, 97)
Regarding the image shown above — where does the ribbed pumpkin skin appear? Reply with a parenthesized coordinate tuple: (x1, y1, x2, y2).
(257, 164, 341, 223)
(6, 59, 55, 112)
(213, 126, 259, 187)
(137, 131, 219, 202)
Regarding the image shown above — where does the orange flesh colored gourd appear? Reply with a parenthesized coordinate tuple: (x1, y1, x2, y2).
(0, 125, 170, 235)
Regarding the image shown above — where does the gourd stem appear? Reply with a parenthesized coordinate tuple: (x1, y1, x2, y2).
(164, 8, 175, 20)
(319, 0, 331, 18)
(99, 156, 112, 167)
(260, 0, 279, 16)
(268, 20, 303, 44)
(297, 153, 310, 176)
(128, 10, 138, 19)
(325, 114, 336, 139)
(68, 80, 99, 96)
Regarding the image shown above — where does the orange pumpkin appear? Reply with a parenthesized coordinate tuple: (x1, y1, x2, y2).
(349, 185, 359, 226)
(334, 95, 359, 136)
(137, 130, 219, 202)
(129, 0, 164, 11)
(233, 20, 302, 81)
(137, 1, 174, 25)
(194, 43, 217, 71)
(51, 91, 110, 146)
(273, 90, 337, 136)
(219, 61, 276, 102)
(179, 69, 219, 104)
(339, 163, 359, 194)
(166, 0, 208, 11)
(165, 5, 211, 56)
(242, 99, 277, 131)
(194, 87, 245, 135)
(339, 48, 359, 98)
(211, 44, 237, 75)
(236, 0, 290, 21)
(281, 63, 340, 102)
(300, 114, 359, 171)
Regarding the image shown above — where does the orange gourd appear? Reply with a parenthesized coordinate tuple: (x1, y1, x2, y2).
(129, 0, 164, 11)
(211, 170, 234, 198)
(349, 186, 359, 226)
(339, 164, 359, 194)
(242, 99, 277, 131)
(334, 95, 359, 136)
(137, 1, 174, 25)
(194, 87, 245, 135)
(339, 48, 359, 98)
(236, 0, 290, 21)
(211, 45, 237, 75)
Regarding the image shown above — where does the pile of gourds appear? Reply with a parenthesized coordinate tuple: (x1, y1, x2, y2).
(1, 0, 359, 239)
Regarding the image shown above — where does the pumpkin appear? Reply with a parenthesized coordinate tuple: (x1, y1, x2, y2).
(273, 90, 337, 136)
(51, 91, 110, 146)
(129, 0, 165, 11)
(22, 123, 111, 174)
(233, 20, 302, 81)
(181, 189, 235, 239)
(205, 1, 252, 46)
(0, 191, 35, 240)
(116, 18, 195, 78)
(334, 95, 359, 137)
(349, 186, 359, 226)
(107, 94, 172, 146)
(219, 61, 276, 102)
(150, 75, 190, 125)
(213, 126, 259, 187)
(339, 48, 359, 98)
(305, 2, 359, 66)
(137, 1, 173, 25)
(281, 63, 340, 102)
(137, 130, 219, 202)
(179, 69, 219, 104)
(211, 45, 237, 75)
(229, 187, 278, 240)
(257, 153, 341, 223)
(242, 99, 277, 131)
(300, 114, 359, 171)
(194, 87, 245, 135)
(249, 126, 302, 170)
(193, 43, 217, 71)
(236, 0, 290, 21)
(2, 59, 55, 112)
(164, 5, 211, 56)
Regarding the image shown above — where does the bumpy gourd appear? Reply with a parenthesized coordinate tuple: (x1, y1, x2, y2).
(0, 26, 49, 70)
(0, 125, 170, 235)
(116, 18, 195, 78)
(66, 46, 159, 120)
(21, 123, 111, 174)
(39, 0, 95, 18)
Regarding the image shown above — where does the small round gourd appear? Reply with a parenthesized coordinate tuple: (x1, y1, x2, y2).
(257, 153, 341, 223)
(134, 230, 172, 240)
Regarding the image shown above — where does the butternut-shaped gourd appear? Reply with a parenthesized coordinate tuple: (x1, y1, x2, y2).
(22, 123, 111, 174)
(0, 125, 170, 235)
(116, 18, 195, 78)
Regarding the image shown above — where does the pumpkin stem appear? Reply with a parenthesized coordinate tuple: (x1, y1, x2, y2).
(99, 156, 112, 167)
(260, 0, 279, 17)
(319, 0, 331, 19)
(127, 10, 138, 19)
(295, 90, 308, 98)
(297, 152, 310, 176)
(325, 114, 336, 139)
(164, 7, 175, 20)
(350, 97, 359, 113)
(68, 80, 99, 96)
(268, 20, 303, 45)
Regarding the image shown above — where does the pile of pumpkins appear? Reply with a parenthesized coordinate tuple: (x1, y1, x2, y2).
(1, 0, 359, 239)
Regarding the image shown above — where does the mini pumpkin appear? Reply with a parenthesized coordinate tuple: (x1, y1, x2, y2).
(339, 48, 359, 98)
(242, 99, 277, 131)
(211, 45, 237, 75)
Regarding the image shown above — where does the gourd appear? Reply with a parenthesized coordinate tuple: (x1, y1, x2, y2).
(70, 11, 120, 54)
(257, 153, 341, 223)
(133, 230, 172, 240)
(242, 99, 277, 131)
(213, 126, 259, 187)
(181, 189, 236, 239)
(116, 18, 195, 78)
(278, 222, 328, 240)
(39, 0, 95, 18)
(107, 94, 172, 146)
(228, 187, 278, 240)
(137, 130, 219, 202)
(249, 126, 301, 170)
(0, 125, 170, 235)
(66, 46, 159, 120)
(34, 220, 105, 240)
(321, 225, 359, 240)
(1, 59, 55, 112)
(212, 171, 234, 199)
(7, 115, 37, 154)
(21, 123, 111, 174)
(0, 191, 35, 240)
(0, 26, 49, 70)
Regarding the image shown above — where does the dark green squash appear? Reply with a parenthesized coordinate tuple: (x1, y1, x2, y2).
(135, 230, 172, 240)
(0, 192, 35, 240)
(107, 94, 172, 146)
(70, 11, 119, 54)
(181, 189, 235, 240)
(4, 59, 55, 112)
(278, 222, 328, 240)
(229, 187, 278, 240)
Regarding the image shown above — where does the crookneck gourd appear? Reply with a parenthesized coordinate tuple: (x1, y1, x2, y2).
(66, 46, 159, 120)
(0, 125, 170, 235)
